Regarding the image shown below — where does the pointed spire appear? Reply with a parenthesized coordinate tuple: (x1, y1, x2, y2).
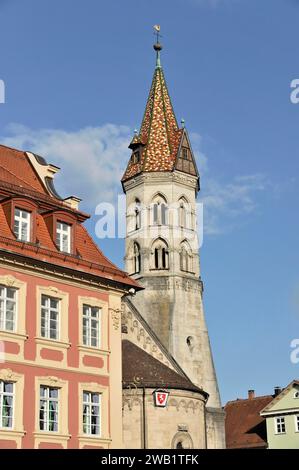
(122, 32, 188, 183)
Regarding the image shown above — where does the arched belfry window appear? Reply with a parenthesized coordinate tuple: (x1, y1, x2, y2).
(152, 194, 168, 226)
(133, 242, 141, 274)
(179, 197, 189, 229)
(151, 238, 169, 270)
(180, 241, 193, 273)
(178, 197, 194, 229)
(135, 199, 141, 230)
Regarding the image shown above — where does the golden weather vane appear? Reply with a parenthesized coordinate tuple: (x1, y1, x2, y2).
(153, 25, 162, 44)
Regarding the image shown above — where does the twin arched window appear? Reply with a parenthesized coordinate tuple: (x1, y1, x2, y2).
(151, 238, 169, 270)
(135, 199, 141, 230)
(152, 194, 168, 226)
(180, 241, 193, 273)
(179, 197, 191, 229)
(133, 242, 141, 274)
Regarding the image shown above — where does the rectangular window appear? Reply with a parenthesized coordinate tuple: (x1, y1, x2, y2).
(0, 285, 17, 332)
(83, 305, 101, 348)
(296, 415, 299, 432)
(182, 147, 189, 160)
(14, 208, 30, 242)
(0, 381, 14, 429)
(56, 221, 71, 253)
(275, 416, 286, 434)
(41, 295, 60, 340)
(39, 386, 59, 432)
(83, 391, 101, 436)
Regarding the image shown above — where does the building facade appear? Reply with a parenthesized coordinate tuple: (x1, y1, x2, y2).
(0, 145, 139, 448)
(121, 40, 225, 449)
(260, 380, 299, 449)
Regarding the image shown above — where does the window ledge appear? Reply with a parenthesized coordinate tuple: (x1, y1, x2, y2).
(274, 432, 286, 435)
(0, 429, 26, 437)
(0, 330, 28, 341)
(149, 269, 169, 272)
(78, 345, 110, 356)
(35, 337, 71, 349)
(77, 434, 111, 442)
(33, 431, 71, 440)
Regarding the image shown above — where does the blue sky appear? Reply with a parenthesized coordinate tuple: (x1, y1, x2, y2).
(0, 0, 298, 404)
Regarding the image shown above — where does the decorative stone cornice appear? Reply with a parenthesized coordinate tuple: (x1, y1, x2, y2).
(123, 170, 198, 193)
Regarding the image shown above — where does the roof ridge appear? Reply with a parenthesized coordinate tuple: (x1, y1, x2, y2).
(159, 68, 174, 157)
(225, 394, 274, 405)
(0, 143, 27, 154)
(141, 67, 159, 172)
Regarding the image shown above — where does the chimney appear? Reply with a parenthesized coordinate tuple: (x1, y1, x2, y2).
(274, 386, 282, 396)
(248, 389, 255, 400)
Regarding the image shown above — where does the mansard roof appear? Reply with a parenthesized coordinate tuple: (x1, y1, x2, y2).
(0, 144, 139, 290)
(122, 46, 199, 184)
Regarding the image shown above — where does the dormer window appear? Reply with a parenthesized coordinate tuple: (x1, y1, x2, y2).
(132, 150, 140, 164)
(182, 147, 189, 160)
(14, 208, 30, 242)
(56, 221, 71, 253)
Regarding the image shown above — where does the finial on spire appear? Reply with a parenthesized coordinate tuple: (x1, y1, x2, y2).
(153, 25, 163, 69)
(181, 118, 185, 128)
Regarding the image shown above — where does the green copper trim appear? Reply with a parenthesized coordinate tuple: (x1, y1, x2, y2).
(156, 50, 162, 69)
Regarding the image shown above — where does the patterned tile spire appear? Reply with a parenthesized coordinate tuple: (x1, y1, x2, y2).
(122, 39, 184, 182)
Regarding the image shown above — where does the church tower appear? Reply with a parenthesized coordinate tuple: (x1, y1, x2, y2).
(122, 38, 225, 448)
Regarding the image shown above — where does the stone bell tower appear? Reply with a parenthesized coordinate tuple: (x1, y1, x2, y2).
(121, 38, 225, 448)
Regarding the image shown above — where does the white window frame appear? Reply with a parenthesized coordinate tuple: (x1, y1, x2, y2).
(56, 221, 71, 253)
(39, 385, 59, 433)
(275, 416, 286, 434)
(295, 415, 299, 433)
(14, 208, 30, 242)
(0, 285, 17, 332)
(82, 305, 101, 348)
(41, 295, 60, 340)
(82, 391, 101, 436)
(0, 380, 14, 429)
(294, 391, 299, 399)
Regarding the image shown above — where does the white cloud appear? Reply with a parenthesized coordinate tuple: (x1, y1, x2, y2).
(200, 174, 268, 235)
(0, 123, 267, 236)
(1, 123, 131, 208)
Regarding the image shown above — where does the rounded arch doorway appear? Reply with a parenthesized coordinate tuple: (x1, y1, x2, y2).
(171, 432, 194, 449)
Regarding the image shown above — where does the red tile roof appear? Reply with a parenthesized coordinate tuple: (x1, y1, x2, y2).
(0, 145, 47, 193)
(0, 144, 139, 289)
(122, 340, 207, 395)
(224, 395, 274, 449)
(122, 66, 184, 182)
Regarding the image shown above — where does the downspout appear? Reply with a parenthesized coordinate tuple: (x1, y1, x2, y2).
(143, 387, 147, 449)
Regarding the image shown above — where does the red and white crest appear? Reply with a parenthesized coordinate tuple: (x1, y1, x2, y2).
(154, 390, 169, 407)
